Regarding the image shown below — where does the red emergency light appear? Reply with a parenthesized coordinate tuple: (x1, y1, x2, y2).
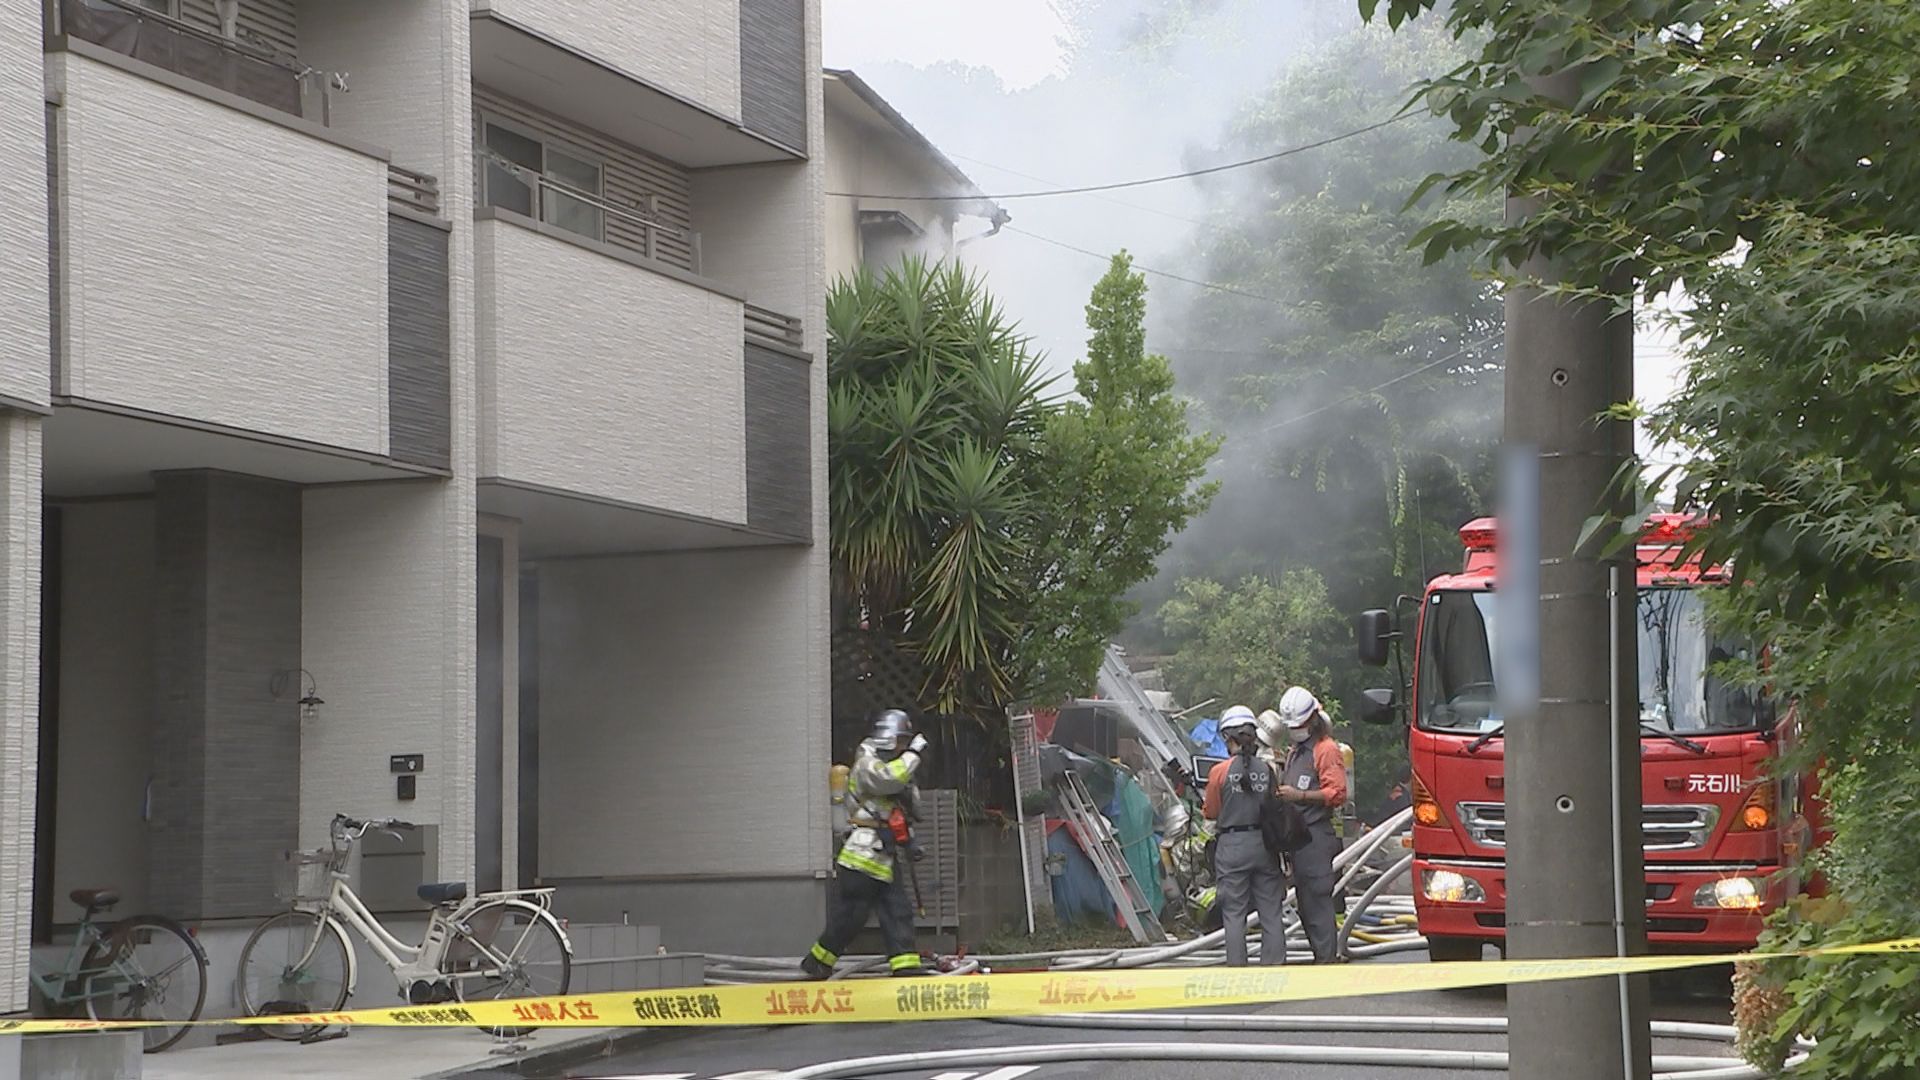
(1459, 517, 1497, 553)
(1457, 513, 1706, 554)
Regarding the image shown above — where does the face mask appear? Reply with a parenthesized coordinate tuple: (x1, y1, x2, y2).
(1288, 726, 1312, 744)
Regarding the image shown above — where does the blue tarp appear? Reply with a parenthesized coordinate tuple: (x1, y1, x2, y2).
(1045, 827, 1113, 924)
(1187, 717, 1229, 757)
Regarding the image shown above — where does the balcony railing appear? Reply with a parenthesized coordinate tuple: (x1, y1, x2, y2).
(745, 304, 804, 352)
(54, 0, 334, 122)
(387, 165, 441, 216)
(482, 150, 703, 273)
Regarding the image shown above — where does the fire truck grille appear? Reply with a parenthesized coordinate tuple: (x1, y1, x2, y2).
(1454, 802, 1720, 851)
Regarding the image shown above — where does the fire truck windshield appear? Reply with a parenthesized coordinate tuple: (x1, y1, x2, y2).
(1416, 587, 1774, 735)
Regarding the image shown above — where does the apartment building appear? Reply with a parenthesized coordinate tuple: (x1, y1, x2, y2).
(823, 68, 1005, 279)
(1, 0, 828, 1016)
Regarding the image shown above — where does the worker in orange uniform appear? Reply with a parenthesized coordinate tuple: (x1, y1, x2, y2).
(1275, 686, 1349, 963)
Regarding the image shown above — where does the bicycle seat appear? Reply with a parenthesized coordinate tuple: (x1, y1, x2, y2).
(416, 882, 468, 905)
(70, 888, 120, 912)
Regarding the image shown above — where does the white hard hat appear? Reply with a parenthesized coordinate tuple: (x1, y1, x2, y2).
(1278, 686, 1323, 729)
(1218, 704, 1258, 735)
(1256, 709, 1285, 746)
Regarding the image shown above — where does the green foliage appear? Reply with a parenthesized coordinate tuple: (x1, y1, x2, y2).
(1156, 570, 1343, 717)
(829, 259, 1050, 715)
(1758, 902, 1920, 1077)
(1015, 254, 1222, 704)
(1361, 0, 1920, 1071)
(830, 256, 1217, 718)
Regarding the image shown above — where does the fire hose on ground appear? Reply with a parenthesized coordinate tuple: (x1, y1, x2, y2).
(694, 810, 1790, 1075)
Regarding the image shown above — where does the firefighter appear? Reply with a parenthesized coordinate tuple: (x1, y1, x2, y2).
(801, 709, 928, 979)
(1202, 705, 1289, 966)
(1276, 685, 1350, 963)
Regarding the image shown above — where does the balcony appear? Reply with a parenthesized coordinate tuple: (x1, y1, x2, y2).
(469, 0, 807, 166)
(50, 0, 336, 124)
(44, 40, 453, 492)
(474, 199, 811, 555)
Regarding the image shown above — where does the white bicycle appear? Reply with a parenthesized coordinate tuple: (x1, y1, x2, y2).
(237, 814, 572, 1038)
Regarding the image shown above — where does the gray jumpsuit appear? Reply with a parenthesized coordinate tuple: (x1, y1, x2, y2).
(1283, 737, 1342, 963)
(1214, 752, 1288, 966)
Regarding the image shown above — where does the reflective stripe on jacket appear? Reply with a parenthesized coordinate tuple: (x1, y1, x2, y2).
(835, 739, 922, 882)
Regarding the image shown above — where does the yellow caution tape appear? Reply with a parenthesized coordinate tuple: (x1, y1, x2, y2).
(2, 936, 1915, 1035)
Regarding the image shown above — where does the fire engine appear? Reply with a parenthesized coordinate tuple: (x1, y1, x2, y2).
(1353, 513, 1817, 959)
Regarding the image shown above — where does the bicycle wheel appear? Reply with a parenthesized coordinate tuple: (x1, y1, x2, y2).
(237, 911, 352, 1041)
(447, 900, 571, 1036)
(83, 916, 207, 1053)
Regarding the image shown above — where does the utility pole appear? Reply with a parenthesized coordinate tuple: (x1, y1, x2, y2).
(1501, 63, 1654, 1079)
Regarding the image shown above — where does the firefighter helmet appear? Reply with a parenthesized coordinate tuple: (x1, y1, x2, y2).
(869, 708, 915, 751)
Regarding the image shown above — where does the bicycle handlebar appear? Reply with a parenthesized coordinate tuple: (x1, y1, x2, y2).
(331, 814, 419, 837)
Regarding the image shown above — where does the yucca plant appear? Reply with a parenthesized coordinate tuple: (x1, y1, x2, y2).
(828, 259, 1053, 716)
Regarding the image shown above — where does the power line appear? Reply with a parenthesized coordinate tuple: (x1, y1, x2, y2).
(1258, 334, 1505, 433)
(826, 114, 1411, 202)
(1004, 225, 1303, 309)
(948, 151, 1224, 232)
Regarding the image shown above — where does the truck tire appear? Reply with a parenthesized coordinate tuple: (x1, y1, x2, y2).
(1426, 936, 1484, 962)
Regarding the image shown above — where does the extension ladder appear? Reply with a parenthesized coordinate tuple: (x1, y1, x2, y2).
(1054, 769, 1165, 943)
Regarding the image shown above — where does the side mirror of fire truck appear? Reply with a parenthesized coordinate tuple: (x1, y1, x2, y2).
(1358, 687, 1398, 726)
(1355, 608, 1393, 667)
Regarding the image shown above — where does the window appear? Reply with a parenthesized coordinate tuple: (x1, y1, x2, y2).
(479, 118, 605, 243)
(1414, 587, 1775, 735)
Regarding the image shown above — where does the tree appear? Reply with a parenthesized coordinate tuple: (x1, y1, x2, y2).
(830, 256, 1219, 718)
(829, 258, 1051, 716)
(1014, 253, 1222, 703)
(1157, 570, 1344, 714)
(1361, 0, 1920, 1072)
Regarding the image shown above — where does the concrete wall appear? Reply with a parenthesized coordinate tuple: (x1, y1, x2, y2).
(0, 416, 41, 1014)
(50, 53, 390, 452)
(554, 877, 820, 956)
(537, 547, 825, 880)
(0, 0, 49, 407)
(291, 0, 480, 888)
(475, 215, 748, 523)
(50, 500, 153, 920)
(291, 0, 448, 179)
(148, 472, 302, 920)
(474, 0, 742, 124)
(299, 483, 468, 854)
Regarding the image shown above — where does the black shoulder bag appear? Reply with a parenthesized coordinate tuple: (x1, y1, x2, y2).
(1246, 759, 1310, 855)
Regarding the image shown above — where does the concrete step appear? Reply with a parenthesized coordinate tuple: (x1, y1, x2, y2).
(1, 1031, 143, 1080)
(567, 923, 706, 993)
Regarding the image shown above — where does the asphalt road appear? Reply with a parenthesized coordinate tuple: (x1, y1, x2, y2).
(461, 958, 1739, 1080)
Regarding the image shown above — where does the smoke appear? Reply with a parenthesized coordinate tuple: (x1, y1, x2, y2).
(825, 2, 1506, 660)
(828, 0, 1350, 382)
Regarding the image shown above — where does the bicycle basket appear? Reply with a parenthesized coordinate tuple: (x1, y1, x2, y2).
(275, 848, 338, 904)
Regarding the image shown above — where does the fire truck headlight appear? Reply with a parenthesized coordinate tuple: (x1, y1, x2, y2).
(1422, 869, 1485, 903)
(1694, 877, 1764, 910)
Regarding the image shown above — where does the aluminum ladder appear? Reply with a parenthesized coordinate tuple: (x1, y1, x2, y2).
(1095, 644, 1192, 772)
(1054, 769, 1165, 943)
